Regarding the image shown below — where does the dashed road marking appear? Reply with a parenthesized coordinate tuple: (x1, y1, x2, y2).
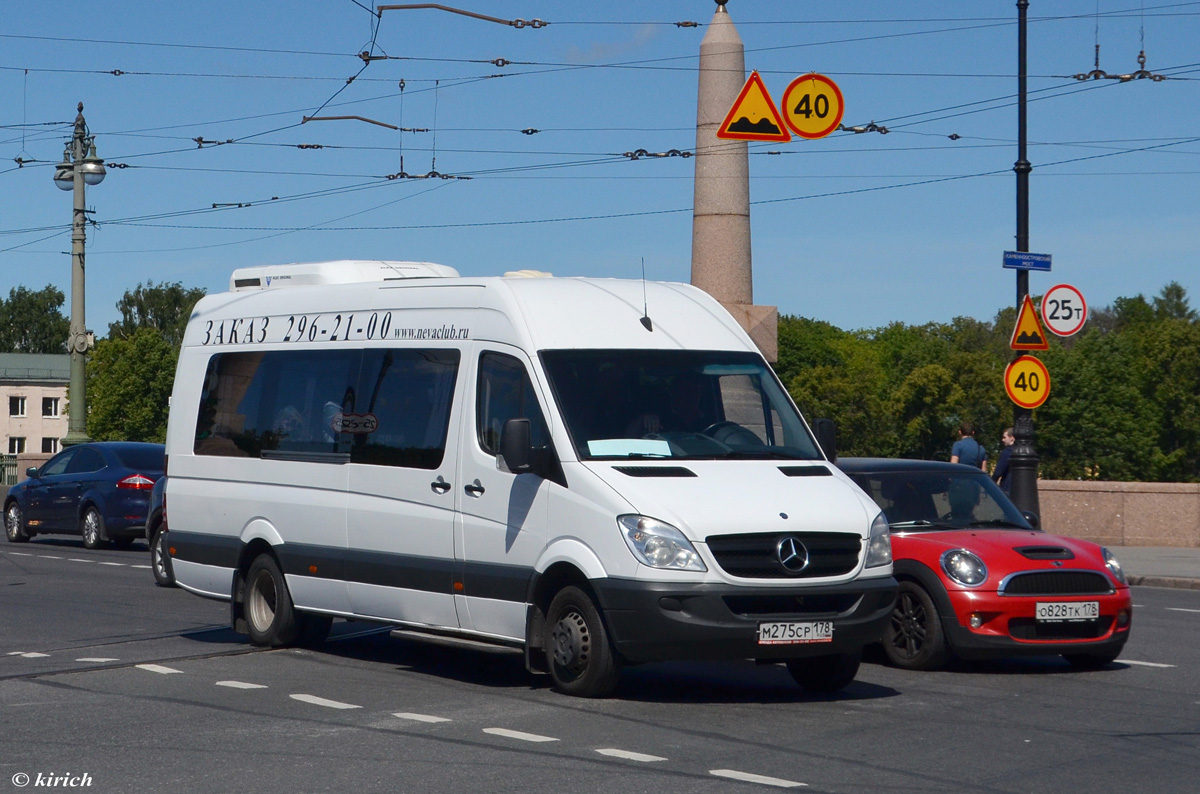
(393, 712, 451, 723)
(98, 562, 126, 567)
(483, 728, 558, 743)
(38, 555, 63, 559)
(10, 552, 33, 556)
(1166, 607, 1200, 614)
(68, 558, 93, 563)
(1122, 659, 1176, 668)
(131, 564, 151, 569)
(217, 681, 268, 689)
(76, 658, 119, 663)
(137, 664, 183, 674)
(290, 694, 361, 710)
(596, 748, 667, 762)
(710, 769, 807, 788)
(8, 652, 50, 658)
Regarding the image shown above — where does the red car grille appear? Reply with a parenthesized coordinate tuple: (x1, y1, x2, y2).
(1000, 571, 1115, 596)
(1009, 617, 1114, 641)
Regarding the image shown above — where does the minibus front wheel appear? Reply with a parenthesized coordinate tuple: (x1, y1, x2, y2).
(245, 554, 301, 647)
(545, 586, 620, 698)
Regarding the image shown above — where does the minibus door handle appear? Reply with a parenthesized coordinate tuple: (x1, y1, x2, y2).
(464, 479, 485, 497)
(430, 476, 451, 494)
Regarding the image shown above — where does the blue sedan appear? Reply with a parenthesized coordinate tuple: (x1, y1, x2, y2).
(4, 442, 165, 549)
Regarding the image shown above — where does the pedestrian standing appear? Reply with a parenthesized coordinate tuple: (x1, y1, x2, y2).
(950, 421, 988, 471)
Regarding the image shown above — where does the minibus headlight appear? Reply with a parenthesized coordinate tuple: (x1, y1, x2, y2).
(864, 512, 892, 568)
(617, 515, 707, 572)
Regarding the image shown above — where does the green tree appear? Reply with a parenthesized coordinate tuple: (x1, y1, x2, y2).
(108, 281, 206, 346)
(86, 327, 178, 442)
(1153, 281, 1197, 322)
(0, 285, 70, 353)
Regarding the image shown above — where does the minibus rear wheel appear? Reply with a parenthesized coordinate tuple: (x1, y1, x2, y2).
(545, 586, 620, 698)
(245, 554, 300, 647)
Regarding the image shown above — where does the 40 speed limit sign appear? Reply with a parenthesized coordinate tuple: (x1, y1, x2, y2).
(1005, 355, 1051, 409)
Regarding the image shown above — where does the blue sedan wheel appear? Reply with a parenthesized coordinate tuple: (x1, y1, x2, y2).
(5, 502, 29, 543)
(81, 507, 106, 550)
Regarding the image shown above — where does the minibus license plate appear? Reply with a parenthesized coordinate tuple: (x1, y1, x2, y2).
(1035, 601, 1099, 622)
(757, 620, 833, 645)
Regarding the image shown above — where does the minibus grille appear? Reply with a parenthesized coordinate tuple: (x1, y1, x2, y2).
(705, 532, 862, 579)
(1000, 571, 1115, 596)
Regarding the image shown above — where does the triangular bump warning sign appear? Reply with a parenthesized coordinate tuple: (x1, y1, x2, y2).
(717, 71, 791, 143)
(1010, 294, 1050, 350)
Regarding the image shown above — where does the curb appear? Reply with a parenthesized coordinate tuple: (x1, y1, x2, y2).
(1128, 575, 1200, 590)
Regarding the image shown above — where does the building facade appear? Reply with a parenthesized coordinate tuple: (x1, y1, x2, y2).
(0, 354, 70, 481)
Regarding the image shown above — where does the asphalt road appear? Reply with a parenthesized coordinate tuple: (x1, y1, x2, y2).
(2, 537, 1199, 794)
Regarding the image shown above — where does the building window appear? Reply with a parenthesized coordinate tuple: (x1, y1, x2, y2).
(9, 396, 26, 417)
(8, 437, 25, 454)
(42, 437, 60, 454)
(42, 397, 60, 418)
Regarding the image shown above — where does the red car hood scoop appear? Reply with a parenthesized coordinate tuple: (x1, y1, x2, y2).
(1014, 545, 1076, 561)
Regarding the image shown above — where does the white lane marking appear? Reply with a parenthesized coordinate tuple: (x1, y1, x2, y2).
(596, 748, 667, 763)
(393, 712, 451, 723)
(290, 694, 361, 710)
(131, 564, 151, 569)
(1166, 607, 1200, 614)
(38, 555, 63, 559)
(217, 680, 268, 689)
(137, 664, 183, 674)
(1122, 659, 1176, 668)
(710, 769, 807, 788)
(98, 562, 126, 567)
(10, 552, 33, 556)
(483, 728, 558, 743)
(68, 558, 93, 563)
(76, 657, 119, 663)
(19, 652, 50, 659)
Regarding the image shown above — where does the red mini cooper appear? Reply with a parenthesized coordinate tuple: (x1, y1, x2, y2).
(837, 458, 1132, 670)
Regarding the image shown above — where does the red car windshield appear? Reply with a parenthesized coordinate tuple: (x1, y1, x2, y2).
(847, 469, 1032, 531)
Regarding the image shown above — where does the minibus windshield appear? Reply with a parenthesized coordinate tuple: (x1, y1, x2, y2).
(540, 349, 824, 461)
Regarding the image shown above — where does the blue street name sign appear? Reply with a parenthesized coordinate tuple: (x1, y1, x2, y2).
(1003, 251, 1052, 271)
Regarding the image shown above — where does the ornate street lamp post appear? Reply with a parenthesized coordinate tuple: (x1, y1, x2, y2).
(52, 102, 105, 447)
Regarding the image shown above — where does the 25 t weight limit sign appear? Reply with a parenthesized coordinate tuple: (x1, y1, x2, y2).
(1041, 284, 1088, 337)
(1005, 355, 1051, 409)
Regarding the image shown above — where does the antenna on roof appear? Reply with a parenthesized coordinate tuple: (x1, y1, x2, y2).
(639, 257, 653, 332)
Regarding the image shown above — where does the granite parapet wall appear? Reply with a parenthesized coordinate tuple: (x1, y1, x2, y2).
(1038, 480, 1200, 548)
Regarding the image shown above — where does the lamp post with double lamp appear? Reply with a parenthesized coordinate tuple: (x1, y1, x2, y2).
(52, 102, 105, 447)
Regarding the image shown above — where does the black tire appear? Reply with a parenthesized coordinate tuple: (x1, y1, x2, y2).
(149, 527, 176, 588)
(1063, 650, 1121, 670)
(544, 586, 620, 698)
(883, 581, 950, 671)
(5, 501, 29, 543)
(244, 555, 300, 647)
(786, 651, 862, 693)
(81, 507, 107, 549)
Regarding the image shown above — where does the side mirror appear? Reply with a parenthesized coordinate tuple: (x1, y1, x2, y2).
(498, 418, 533, 474)
(1021, 510, 1040, 529)
(813, 418, 837, 463)
(26, 467, 39, 478)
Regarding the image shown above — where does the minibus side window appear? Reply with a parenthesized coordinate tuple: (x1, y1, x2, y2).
(350, 349, 460, 470)
(194, 350, 359, 459)
(476, 352, 550, 456)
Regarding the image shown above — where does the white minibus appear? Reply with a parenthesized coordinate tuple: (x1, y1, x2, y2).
(164, 260, 896, 697)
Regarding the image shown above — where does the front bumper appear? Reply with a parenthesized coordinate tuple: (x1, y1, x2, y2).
(941, 588, 1133, 659)
(592, 575, 897, 664)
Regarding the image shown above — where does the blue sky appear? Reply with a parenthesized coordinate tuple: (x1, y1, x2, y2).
(3, 1, 1198, 336)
